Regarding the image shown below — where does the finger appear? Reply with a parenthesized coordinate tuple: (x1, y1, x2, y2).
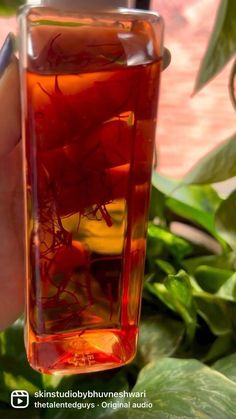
(162, 47, 171, 71)
(0, 142, 24, 330)
(0, 34, 21, 158)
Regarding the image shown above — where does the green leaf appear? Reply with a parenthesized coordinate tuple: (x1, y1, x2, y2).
(168, 183, 220, 215)
(194, 0, 236, 93)
(183, 133, 236, 185)
(226, 303, 236, 334)
(148, 185, 166, 221)
(146, 271, 197, 342)
(213, 353, 236, 382)
(152, 171, 223, 239)
(166, 196, 217, 237)
(216, 273, 236, 301)
(152, 172, 177, 196)
(182, 253, 236, 274)
(145, 282, 177, 312)
(137, 315, 184, 366)
(165, 271, 197, 341)
(147, 224, 192, 262)
(203, 334, 235, 363)
(153, 172, 221, 212)
(154, 259, 176, 275)
(215, 190, 236, 249)
(194, 297, 231, 335)
(111, 358, 236, 418)
(165, 271, 192, 308)
(194, 265, 234, 293)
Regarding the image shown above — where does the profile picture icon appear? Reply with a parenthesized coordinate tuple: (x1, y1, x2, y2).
(11, 390, 29, 409)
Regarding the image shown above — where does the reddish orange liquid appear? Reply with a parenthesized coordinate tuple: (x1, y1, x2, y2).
(23, 18, 161, 374)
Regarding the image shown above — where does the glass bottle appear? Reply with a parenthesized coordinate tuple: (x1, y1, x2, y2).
(18, 0, 164, 374)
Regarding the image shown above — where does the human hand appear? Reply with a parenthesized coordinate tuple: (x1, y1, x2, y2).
(0, 34, 23, 330)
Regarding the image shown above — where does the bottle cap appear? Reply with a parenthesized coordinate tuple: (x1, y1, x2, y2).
(27, 0, 135, 8)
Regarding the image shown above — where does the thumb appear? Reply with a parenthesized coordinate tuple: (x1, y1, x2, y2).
(0, 34, 21, 158)
(162, 47, 171, 71)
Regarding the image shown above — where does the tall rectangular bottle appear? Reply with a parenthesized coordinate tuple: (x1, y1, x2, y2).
(18, 0, 164, 374)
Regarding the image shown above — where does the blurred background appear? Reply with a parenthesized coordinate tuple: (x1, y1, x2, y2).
(0, 0, 235, 177)
(152, 0, 235, 177)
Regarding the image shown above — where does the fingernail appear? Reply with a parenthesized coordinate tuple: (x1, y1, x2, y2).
(162, 47, 171, 71)
(0, 33, 14, 77)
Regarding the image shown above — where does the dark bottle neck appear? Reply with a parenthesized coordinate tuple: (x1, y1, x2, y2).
(136, 0, 150, 9)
